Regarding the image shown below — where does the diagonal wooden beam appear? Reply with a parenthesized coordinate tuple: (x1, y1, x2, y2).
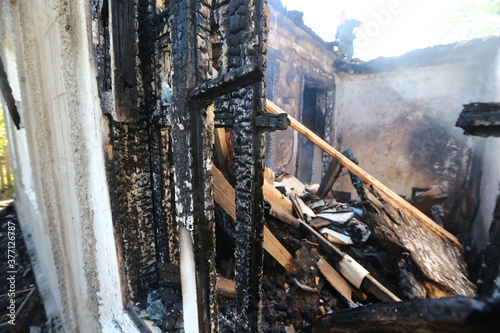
(265, 99, 461, 248)
(213, 165, 302, 276)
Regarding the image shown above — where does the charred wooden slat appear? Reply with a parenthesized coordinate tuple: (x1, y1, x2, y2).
(360, 185, 475, 298)
(109, 0, 139, 121)
(302, 296, 500, 333)
(190, 63, 263, 101)
(255, 112, 290, 131)
(0, 57, 21, 129)
(219, 0, 269, 331)
(213, 166, 303, 277)
(317, 158, 343, 198)
(456, 102, 500, 137)
(108, 122, 157, 300)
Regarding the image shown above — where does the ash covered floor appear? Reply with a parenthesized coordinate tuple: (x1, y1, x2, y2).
(0, 201, 47, 332)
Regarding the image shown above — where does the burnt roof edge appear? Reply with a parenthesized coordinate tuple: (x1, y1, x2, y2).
(350, 36, 500, 74)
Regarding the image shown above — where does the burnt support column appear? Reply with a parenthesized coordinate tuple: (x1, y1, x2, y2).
(171, 0, 218, 332)
(218, 0, 269, 331)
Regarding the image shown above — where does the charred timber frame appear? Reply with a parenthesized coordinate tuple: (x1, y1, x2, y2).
(96, 0, 271, 330)
(170, 1, 218, 331)
(215, 1, 269, 331)
(172, 0, 269, 331)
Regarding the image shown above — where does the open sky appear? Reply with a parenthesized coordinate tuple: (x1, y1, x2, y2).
(280, 0, 472, 60)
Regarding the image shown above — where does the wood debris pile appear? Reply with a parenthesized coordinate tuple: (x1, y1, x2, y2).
(208, 101, 480, 331)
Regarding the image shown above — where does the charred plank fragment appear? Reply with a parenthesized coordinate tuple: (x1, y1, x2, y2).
(190, 63, 263, 101)
(255, 112, 290, 131)
(107, 121, 157, 301)
(358, 184, 475, 298)
(109, 0, 140, 121)
(456, 103, 500, 137)
(0, 56, 21, 129)
(317, 158, 343, 199)
(302, 296, 500, 333)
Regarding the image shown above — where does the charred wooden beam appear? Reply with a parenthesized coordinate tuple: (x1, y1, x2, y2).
(302, 296, 500, 333)
(0, 56, 21, 129)
(255, 112, 290, 131)
(107, 121, 157, 301)
(216, 104, 285, 136)
(317, 158, 343, 198)
(456, 102, 500, 137)
(109, 0, 140, 122)
(218, 1, 269, 331)
(170, 1, 218, 332)
(190, 63, 263, 101)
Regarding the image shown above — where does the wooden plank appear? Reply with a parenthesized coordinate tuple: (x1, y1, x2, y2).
(266, 99, 461, 248)
(361, 185, 475, 297)
(214, 127, 235, 185)
(157, 262, 237, 299)
(317, 258, 358, 306)
(213, 166, 236, 219)
(263, 227, 301, 275)
(299, 217, 401, 302)
(213, 165, 301, 275)
(216, 276, 237, 299)
(109, 0, 139, 121)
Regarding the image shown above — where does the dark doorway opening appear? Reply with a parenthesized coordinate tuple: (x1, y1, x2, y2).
(297, 85, 325, 183)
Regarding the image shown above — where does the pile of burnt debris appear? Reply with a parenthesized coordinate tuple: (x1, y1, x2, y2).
(0, 201, 47, 332)
(135, 102, 499, 332)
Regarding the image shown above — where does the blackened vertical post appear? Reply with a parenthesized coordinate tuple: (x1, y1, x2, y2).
(171, 0, 218, 332)
(219, 0, 269, 331)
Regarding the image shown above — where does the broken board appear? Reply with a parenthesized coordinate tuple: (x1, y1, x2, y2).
(266, 99, 475, 298)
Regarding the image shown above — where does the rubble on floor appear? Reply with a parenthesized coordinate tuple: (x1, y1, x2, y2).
(137, 101, 491, 332)
(0, 201, 47, 332)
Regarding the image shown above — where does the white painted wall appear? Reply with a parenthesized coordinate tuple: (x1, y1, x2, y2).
(1, 1, 139, 331)
(332, 42, 500, 250)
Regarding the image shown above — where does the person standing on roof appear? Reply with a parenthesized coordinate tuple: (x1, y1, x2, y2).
(335, 11, 363, 61)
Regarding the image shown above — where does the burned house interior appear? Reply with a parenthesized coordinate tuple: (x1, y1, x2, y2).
(1, 0, 500, 332)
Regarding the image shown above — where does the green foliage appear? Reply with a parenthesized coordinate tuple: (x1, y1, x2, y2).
(0, 107, 8, 153)
(0, 106, 14, 198)
(441, 0, 500, 43)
